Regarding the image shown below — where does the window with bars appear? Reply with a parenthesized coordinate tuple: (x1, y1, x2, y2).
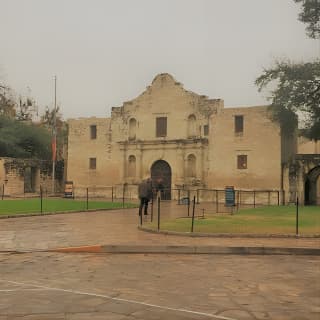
(156, 117, 167, 137)
(90, 125, 97, 139)
(237, 155, 247, 169)
(89, 157, 96, 169)
(234, 115, 244, 134)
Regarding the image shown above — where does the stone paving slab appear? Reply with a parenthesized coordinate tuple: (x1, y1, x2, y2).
(0, 209, 320, 250)
(0, 208, 319, 252)
(0, 252, 319, 319)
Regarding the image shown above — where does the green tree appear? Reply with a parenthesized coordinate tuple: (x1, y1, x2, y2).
(255, 60, 320, 140)
(0, 85, 16, 118)
(294, 0, 320, 39)
(0, 116, 51, 159)
(16, 97, 35, 121)
(255, 0, 320, 141)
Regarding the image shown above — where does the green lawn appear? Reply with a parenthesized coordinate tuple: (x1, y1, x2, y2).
(0, 198, 137, 216)
(147, 205, 320, 235)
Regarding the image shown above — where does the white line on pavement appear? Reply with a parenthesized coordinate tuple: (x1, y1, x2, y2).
(0, 288, 48, 292)
(0, 279, 237, 320)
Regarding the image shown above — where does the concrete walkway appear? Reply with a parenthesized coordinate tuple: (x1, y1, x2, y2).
(0, 203, 319, 253)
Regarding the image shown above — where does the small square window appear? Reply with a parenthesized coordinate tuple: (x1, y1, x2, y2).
(89, 158, 96, 169)
(237, 155, 247, 169)
(235, 115, 244, 134)
(156, 117, 167, 137)
(90, 125, 97, 139)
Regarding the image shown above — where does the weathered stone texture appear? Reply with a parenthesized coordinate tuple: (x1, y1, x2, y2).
(66, 73, 319, 203)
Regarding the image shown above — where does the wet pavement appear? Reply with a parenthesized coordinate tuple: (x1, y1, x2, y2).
(0, 203, 319, 319)
(0, 252, 319, 319)
(0, 204, 319, 251)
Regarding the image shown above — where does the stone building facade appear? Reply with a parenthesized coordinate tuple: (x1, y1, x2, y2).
(67, 73, 319, 204)
(0, 157, 53, 197)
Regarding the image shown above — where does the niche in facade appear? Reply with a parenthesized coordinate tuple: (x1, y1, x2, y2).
(129, 118, 137, 140)
(128, 155, 136, 177)
(186, 154, 196, 177)
(187, 115, 197, 138)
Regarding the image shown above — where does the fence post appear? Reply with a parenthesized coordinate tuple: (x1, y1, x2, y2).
(140, 203, 143, 226)
(157, 196, 160, 231)
(296, 197, 299, 236)
(86, 188, 89, 210)
(187, 193, 190, 217)
(215, 190, 218, 213)
(40, 186, 43, 214)
(277, 191, 280, 206)
(191, 196, 196, 232)
(178, 189, 181, 205)
(196, 189, 200, 204)
(253, 190, 256, 208)
(151, 194, 154, 222)
(1, 184, 4, 200)
(239, 190, 241, 208)
(122, 184, 125, 208)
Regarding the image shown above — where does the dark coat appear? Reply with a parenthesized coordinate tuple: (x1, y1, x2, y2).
(138, 180, 152, 200)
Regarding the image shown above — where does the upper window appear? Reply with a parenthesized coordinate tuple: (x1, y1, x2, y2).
(89, 157, 96, 169)
(129, 118, 137, 140)
(234, 115, 244, 135)
(237, 155, 247, 169)
(90, 125, 97, 139)
(203, 124, 209, 136)
(156, 117, 167, 137)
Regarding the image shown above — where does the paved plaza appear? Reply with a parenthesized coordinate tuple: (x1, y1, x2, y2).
(0, 204, 319, 319)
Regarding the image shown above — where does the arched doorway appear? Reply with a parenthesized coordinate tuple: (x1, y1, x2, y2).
(151, 160, 172, 200)
(305, 166, 320, 205)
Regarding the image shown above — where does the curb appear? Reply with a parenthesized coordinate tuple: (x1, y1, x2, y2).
(138, 226, 320, 239)
(0, 206, 137, 219)
(49, 244, 320, 255)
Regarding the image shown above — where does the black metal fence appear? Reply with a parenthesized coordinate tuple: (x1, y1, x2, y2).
(1, 182, 286, 208)
(170, 188, 283, 212)
(139, 195, 315, 236)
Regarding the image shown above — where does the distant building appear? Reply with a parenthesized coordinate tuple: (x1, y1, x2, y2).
(66, 73, 319, 205)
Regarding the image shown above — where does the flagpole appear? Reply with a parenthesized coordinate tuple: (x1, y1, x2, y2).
(52, 76, 57, 194)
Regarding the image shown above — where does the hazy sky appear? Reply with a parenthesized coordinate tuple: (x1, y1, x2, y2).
(1, 0, 318, 119)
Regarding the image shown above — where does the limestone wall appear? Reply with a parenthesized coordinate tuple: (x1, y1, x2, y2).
(0, 157, 54, 197)
(67, 117, 121, 193)
(111, 73, 222, 143)
(208, 106, 282, 190)
(298, 137, 320, 154)
(66, 74, 286, 199)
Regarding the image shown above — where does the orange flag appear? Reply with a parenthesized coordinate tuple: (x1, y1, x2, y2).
(52, 135, 57, 162)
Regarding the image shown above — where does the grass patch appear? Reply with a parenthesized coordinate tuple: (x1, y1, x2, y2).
(146, 205, 320, 235)
(0, 198, 137, 216)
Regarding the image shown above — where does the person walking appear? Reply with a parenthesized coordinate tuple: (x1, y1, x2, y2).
(138, 178, 152, 216)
